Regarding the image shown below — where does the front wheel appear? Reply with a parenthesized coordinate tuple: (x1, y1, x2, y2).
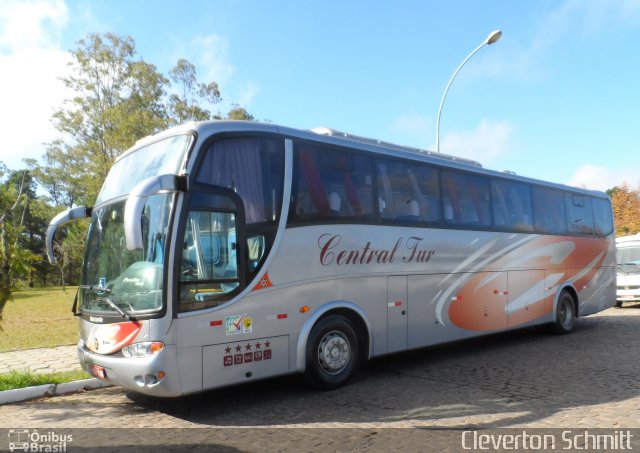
(305, 315, 360, 390)
(549, 291, 576, 334)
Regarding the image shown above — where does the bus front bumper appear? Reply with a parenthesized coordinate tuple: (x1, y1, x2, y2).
(77, 342, 182, 397)
(616, 288, 640, 304)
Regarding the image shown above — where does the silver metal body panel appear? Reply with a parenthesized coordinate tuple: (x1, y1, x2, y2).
(77, 342, 182, 397)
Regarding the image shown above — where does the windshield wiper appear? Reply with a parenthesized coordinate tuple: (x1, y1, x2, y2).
(101, 297, 138, 323)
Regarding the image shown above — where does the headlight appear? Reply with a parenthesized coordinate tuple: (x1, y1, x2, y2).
(121, 342, 164, 358)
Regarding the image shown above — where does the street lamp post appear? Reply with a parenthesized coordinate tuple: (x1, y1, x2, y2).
(435, 30, 502, 153)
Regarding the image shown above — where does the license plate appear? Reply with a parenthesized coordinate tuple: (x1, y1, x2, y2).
(90, 364, 107, 380)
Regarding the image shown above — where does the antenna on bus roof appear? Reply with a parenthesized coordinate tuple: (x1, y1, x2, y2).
(310, 127, 482, 168)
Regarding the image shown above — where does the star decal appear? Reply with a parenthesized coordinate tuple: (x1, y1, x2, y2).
(245, 343, 252, 351)
(255, 342, 262, 349)
(265, 341, 271, 348)
(224, 346, 231, 354)
(235, 345, 242, 352)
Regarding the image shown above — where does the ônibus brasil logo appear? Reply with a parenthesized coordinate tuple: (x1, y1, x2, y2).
(8, 429, 72, 452)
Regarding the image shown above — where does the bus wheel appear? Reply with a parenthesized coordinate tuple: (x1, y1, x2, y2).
(550, 291, 576, 334)
(305, 315, 360, 390)
(616, 300, 623, 308)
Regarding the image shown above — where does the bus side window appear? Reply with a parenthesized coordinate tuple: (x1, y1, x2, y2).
(565, 193, 594, 235)
(592, 197, 613, 236)
(376, 158, 441, 224)
(533, 187, 566, 234)
(291, 144, 374, 222)
(247, 234, 265, 271)
(179, 211, 240, 312)
(491, 180, 533, 232)
(442, 171, 491, 228)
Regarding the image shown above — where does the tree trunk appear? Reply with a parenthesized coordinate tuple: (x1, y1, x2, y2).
(59, 264, 65, 291)
(0, 222, 11, 321)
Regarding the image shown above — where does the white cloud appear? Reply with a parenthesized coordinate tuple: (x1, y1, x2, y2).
(391, 112, 433, 148)
(548, 0, 640, 34)
(233, 80, 259, 110)
(0, 0, 70, 170)
(0, 0, 67, 51)
(168, 33, 240, 116)
(438, 119, 514, 163)
(394, 111, 432, 135)
(568, 164, 640, 191)
(482, 0, 640, 83)
(193, 34, 235, 87)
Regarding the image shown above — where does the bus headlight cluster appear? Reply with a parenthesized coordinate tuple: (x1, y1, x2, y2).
(121, 342, 164, 358)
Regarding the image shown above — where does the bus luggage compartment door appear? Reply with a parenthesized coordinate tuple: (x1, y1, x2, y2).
(202, 335, 290, 389)
(387, 276, 408, 353)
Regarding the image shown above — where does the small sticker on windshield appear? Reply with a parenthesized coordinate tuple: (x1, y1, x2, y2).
(98, 277, 106, 290)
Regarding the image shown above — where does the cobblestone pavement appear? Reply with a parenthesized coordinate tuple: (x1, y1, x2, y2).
(0, 345, 80, 374)
(1, 305, 640, 451)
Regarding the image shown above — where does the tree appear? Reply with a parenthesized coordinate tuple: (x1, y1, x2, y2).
(168, 59, 221, 125)
(226, 104, 255, 121)
(0, 165, 28, 320)
(608, 183, 640, 236)
(35, 33, 169, 207)
(32, 32, 256, 286)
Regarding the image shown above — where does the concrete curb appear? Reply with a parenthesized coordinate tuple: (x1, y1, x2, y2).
(0, 379, 112, 405)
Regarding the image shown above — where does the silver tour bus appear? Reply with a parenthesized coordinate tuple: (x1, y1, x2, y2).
(47, 121, 616, 397)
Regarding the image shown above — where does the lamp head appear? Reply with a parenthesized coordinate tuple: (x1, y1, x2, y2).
(486, 30, 502, 45)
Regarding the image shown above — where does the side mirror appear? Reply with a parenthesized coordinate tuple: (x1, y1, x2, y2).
(46, 206, 92, 264)
(124, 174, 186, 250)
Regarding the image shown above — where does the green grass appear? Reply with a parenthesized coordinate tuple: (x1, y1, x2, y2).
(0, 287, 79, 352)
(0, 369, 91, 391)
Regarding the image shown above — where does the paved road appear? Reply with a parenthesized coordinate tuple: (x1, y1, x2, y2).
(1, 305, 640, 451)
(0, 345, 80, 374)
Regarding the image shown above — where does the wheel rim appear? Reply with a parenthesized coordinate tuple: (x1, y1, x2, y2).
(559, 299, 574, 329)
(317, 330, 351, 375)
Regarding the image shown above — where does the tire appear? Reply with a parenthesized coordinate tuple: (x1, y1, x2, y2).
(616, 300, 623, 308)
(549, 291, 576, 334)
(305, 314, 360, 390)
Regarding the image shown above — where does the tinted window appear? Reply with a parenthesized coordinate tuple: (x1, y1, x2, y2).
(179, 211, 239, 312)
(291, 143, 374, 222)
(196, 137, 283, 225)
(593, 197, 613, 236)
(565, 193, 594, 235)
(491, 180, 534, 232)
(377, 158, 441, 224)
(442, 171, 491, 228)
(532, 187, 566, 234)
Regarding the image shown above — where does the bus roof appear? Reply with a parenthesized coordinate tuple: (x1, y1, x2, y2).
(616, 233, 640, 244)
(122, 120, 609, 200)
(309, 126, 483, 168)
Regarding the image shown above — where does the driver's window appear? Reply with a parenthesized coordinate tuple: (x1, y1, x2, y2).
(179, 210, 240, 312)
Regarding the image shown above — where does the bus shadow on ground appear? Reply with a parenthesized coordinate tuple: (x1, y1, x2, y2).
(127, 308, 640, 429)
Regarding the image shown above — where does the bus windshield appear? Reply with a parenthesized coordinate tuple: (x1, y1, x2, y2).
(617, 244, 640, 274)
(79, 193, 172, 316)
(95, 134, 191, 205)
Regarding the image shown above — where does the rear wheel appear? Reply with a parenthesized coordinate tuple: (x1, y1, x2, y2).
(549, 291, 576, 334)
(305, 314, 360, 390)
(616, 300, 623, 308)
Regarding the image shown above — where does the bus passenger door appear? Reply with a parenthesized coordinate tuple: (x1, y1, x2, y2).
(387, 276, 408, 353)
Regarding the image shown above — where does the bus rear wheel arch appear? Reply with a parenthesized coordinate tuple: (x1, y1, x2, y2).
(549, 290, 577, 334)
(304, 314, 361, 390)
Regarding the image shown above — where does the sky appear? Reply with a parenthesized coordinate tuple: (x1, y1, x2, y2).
(0, 0, 639, 192)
